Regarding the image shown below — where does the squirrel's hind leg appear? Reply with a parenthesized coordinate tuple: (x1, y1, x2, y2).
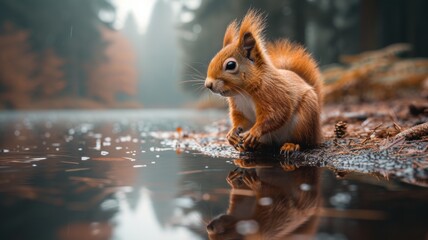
(280, 143, 300, 155)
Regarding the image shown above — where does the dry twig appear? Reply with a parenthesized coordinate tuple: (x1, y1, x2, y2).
(381, 122, 428, 150)
(395, 122, 428, 140)
(361, 123, 383, 144)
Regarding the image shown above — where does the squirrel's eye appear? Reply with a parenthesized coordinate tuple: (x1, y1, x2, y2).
(223, 58, 238, 73)
(226, 61, 236, 70)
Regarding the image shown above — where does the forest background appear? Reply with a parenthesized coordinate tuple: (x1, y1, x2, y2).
(0, 0, 427, 109)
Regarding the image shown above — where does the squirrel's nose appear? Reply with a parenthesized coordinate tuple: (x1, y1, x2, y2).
(206, 222, 215, 233)
(205, 81, 213, 90)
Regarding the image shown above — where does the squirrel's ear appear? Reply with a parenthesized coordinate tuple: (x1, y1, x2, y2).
(223, 20, 238, 47)
(242, 32, 256, 58)
(238, 10, 266, 64)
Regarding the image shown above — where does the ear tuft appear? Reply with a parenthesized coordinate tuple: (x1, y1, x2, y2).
(238, 9, 266, 44)
(223, 20, 238, 47)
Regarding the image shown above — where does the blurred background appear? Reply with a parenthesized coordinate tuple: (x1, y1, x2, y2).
(0, 0, 427, 109)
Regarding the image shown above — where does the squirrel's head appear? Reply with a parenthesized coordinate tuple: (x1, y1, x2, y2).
(205, 10, 269, 97)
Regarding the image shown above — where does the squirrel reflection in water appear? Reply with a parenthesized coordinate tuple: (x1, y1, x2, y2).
(207, 161, 321, 240)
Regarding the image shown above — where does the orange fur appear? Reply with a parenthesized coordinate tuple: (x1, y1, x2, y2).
(223, 20, 238, 47)
(267, 40, 323, 106)
(205, 10, 323, 151)
(207, 167, 321, 239)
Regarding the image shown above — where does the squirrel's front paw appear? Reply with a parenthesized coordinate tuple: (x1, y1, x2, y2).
(241, 130, 261, 151)
(226, 127, 243, 150)
(242, 170, 261, 191)
(226, 168, 243, 188)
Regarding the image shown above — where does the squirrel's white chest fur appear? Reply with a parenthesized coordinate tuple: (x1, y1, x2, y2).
(232, 94, 298, 145)
(233, 94, 257, 123)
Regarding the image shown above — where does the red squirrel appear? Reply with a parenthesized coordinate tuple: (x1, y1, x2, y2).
(204, 10, 323, 153)
(206, 166, 321, 240)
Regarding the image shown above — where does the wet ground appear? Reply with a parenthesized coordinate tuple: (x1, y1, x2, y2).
(0, 110, 427, 240)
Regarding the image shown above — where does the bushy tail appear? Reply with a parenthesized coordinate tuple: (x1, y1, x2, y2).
(267, 40, 323, 106)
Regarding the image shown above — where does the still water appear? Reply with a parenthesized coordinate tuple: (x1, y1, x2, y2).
(0, 110, 427, 240)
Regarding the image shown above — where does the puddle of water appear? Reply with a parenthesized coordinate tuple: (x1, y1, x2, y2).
(0, 110, 427, 240)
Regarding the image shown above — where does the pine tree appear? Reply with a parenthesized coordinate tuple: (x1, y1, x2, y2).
(140, 0, 190, 107)
(0, 22, 36, 108)
(87, 27, 137, 105)
(34, 48, 66, 98)
(0, 0, 116, 99)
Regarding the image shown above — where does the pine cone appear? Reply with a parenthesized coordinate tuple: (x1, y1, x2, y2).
(335, 121, 348, 138)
